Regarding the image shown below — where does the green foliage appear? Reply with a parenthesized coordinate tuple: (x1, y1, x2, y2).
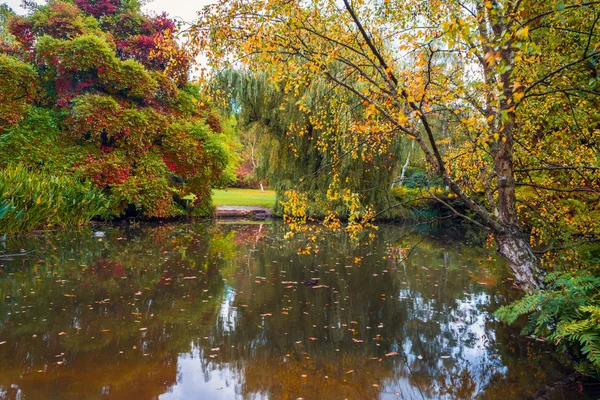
(0, 107, 82, 173)
(0, 54, 38, 129)
(212, 69, 405, 217)
(402, 168, 443, 189)
(0, 0, 233, 224)
(0, 4, 15, 43)
(215, 114, 243, 186)
(29, 1, 100, 39)
(0, 164, 108, 234)
(496, 269, 600, 377)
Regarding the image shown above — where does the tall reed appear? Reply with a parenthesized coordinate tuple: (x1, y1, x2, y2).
(0, 164, 108, 234)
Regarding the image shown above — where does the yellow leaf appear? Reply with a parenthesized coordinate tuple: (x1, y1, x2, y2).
(513, 91, 524, 102)
(516, 26, 529, 39)
(36, 196, 41, 205)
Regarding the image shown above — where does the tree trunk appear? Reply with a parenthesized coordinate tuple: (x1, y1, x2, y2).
(492, 122, 544, 291)
(486, 46, 546, 292)
(495, 231, 545, 291)
(398, 141, 413, 186)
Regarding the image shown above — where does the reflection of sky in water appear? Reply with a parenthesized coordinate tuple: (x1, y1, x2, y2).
(219, 285, 238, 334)
(162, 282, 507, 399)
(160, 349, 243, 400)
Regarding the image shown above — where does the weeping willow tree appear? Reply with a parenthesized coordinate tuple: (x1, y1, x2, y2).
(211, 69, 418, 217)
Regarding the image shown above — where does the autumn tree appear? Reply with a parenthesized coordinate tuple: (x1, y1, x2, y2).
(211, 69, 406, 216)
(1, 0, 230, 218)
(194, 0, 600, 290)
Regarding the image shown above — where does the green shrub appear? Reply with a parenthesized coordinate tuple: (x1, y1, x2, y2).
(402, 168, 444, 189)
(496, 268, 600, 377)
(2, 2, 229, 220)
(0, 53, 38, 129)
(0, 107, 83, 173)
(0, 164, 109, 234)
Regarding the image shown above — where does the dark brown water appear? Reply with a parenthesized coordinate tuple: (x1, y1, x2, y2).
(0, 222, 593, 399)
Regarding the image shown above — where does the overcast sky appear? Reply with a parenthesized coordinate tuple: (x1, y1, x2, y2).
(1, 0, 214, 21)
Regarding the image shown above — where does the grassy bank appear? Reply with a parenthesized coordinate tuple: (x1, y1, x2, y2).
(212, 188, 276, 208)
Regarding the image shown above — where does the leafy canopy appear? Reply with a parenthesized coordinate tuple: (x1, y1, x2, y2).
(1, 0, 231, 219)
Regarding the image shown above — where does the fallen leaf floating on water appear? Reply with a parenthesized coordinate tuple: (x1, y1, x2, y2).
(139, 328, 147, 331)
(0, 341, 6, 345)
(64, 294, 76, 298)
(346, 370, 354, 374)
(183, 276, 197, 280)
(385, 352, 398, 357)
(58, 332, 66, 336)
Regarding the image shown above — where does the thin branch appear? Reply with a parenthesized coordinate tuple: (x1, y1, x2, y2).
(429, 191, 490, 230)
(514, 182, 599, 193)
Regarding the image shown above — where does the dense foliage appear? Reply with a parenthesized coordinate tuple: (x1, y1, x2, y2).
(196, 0, 600, 375)
(497, 266, 600, 377)
(0, 0, 230, 225)
(197, 0, 600, 283)
(212, 69, 414, 219)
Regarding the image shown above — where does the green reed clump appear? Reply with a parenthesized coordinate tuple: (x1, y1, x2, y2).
(0, 164, 109, 234)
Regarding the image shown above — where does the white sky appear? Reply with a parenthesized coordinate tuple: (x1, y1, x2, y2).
(1, 0, 214, 21)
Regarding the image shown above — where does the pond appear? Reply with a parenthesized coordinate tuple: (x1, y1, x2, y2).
(0, 221, 593, 399)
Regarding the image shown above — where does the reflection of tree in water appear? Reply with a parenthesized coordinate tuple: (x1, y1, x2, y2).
(0, 223, 588, 400)
(196, 224, 581, 399)
(0, 223, 227, 399)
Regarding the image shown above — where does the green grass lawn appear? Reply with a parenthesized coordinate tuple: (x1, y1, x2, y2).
(212, 188, 276, 208)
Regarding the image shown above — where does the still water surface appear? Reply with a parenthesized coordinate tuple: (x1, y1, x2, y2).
(0, 222, 592, 399)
